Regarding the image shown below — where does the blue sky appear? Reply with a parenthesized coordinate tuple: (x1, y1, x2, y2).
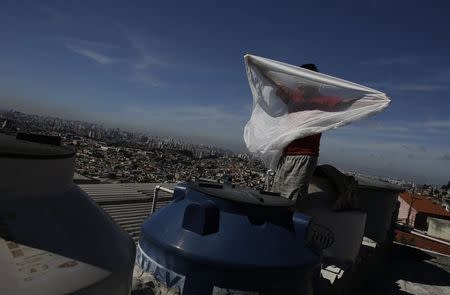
(1, 1, 449, 184)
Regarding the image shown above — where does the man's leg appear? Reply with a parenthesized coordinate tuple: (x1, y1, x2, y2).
(270, 155, 286, 195)
(272, 155, 318, 204)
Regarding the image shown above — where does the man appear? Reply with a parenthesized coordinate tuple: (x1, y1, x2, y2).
(268, 64, 352, 208)
(271, 64, 321, 205)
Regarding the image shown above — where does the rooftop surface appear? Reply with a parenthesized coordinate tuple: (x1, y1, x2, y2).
(400, 192, 450, 218)
(80, 182, 176, 242)
(365, 243, 450, 295)
(84, 182, 450, 295)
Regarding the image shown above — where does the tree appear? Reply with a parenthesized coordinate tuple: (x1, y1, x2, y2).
(421, 184, 430, 190)
(441, 181, 450, 191)
(406, 187, 420, 229)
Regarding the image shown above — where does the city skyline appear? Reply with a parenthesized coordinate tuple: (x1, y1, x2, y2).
(1, 1, 449, 184)
(1, 109, 445, 187)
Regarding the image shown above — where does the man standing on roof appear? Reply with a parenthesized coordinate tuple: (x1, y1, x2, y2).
(269, 63, 351, 208)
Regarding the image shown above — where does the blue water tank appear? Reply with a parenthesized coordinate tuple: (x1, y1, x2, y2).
(138, 182, 321, 295)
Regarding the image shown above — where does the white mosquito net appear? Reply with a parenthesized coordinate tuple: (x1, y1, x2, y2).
(243, 54, 391, 169)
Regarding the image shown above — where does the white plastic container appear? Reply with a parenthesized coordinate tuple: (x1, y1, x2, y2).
(0, 134, 135, 295)
(355, 176, 403, 244)
(299, 176, 366, 268)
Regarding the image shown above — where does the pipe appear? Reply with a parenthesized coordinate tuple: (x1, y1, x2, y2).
(151, 185, 174, 214)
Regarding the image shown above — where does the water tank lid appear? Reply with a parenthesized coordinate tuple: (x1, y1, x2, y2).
(187, 181, 293, 207)
(355, 175, 404, 192)
(0, 134, 75, 159)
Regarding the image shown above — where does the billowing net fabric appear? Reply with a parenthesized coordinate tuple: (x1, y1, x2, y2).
(243, 54, 390, 169)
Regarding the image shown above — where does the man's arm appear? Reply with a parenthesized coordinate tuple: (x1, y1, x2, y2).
(275, 85, 293, 105)
(300, 96, 356, 112)
(248, 58, 292, 104)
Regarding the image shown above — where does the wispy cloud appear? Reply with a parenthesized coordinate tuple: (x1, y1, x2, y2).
(392, 84, 447, 92)
(401, 144, 427, 153)
(435, 68, 450, 83)
(124, 104, 248, 148)
(66, 43, 113, 65)
(129, 72, 166, 88)
(353, 118, 450, 134)
(366, 64, 450, 93)
(61, 37, 119, 49)
(368, 81, 447, 92)
(59, 20, 171, 87)
(123, 31, 170, 87)
(40, 6, 69, 22)
(124, 30, 168, 69)
(127, 105, 244, 122)
(422, 120, 450, 129)
(64, 35, 168, 87)
(133, 47, 167, 70)
(361, 56, 418, 66)
(322, 131, 450, 184)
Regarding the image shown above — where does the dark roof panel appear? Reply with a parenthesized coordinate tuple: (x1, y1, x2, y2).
(355, 175, 404, 192)
(0, 133, 75, 159)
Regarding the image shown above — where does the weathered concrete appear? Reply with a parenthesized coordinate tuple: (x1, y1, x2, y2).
(427, 217, 450, 241)
(359, 243, 450, 295)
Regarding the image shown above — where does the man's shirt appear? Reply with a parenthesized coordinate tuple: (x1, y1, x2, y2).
(278, 86, 344, 157)
(284, 133, 321, 156)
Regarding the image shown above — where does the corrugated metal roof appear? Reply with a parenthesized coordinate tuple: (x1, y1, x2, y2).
(79, 183, 176, 241)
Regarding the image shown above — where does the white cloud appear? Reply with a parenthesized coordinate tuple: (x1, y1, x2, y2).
(64, 38, 167, 88)
(422, 120, 450, 128)
(129, 72, 165, 88)
(61, 37, 119, 49)
(118, 28, 170, 86)
(124, 104, 248, 146)
(66, 44, 113, 65)
(134, 50, 167, 70)
(320, 134, 450, 184)
(319, 117, 450, 184)
(123, 31, 168, 69)
(127, 105, 245, 122)
(440, 154, 450, 162)
(361, 56, 418, 66)
(431, 68, 450, 84)
(62, 27, 170, 87)
(40, 7, 69, 22)
(337, 119, 450, 144)
(367, 65, 450, 93)
(393, 84, 447, 91)
(368, 82, 446, 92)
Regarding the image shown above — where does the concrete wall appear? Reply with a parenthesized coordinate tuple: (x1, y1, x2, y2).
(427, 217, 450, 241)
(398, 196, 417, 227)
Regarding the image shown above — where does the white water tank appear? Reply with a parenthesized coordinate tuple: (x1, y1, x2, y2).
(0, 133, 136, 295)
(355, 176, 403, 244)
(299, 176, 367, 268)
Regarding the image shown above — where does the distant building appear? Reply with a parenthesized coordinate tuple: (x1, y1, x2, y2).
(194, 148, 211, 159)
(427, 217, 450, 241)
(398, 192, 450, 231)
